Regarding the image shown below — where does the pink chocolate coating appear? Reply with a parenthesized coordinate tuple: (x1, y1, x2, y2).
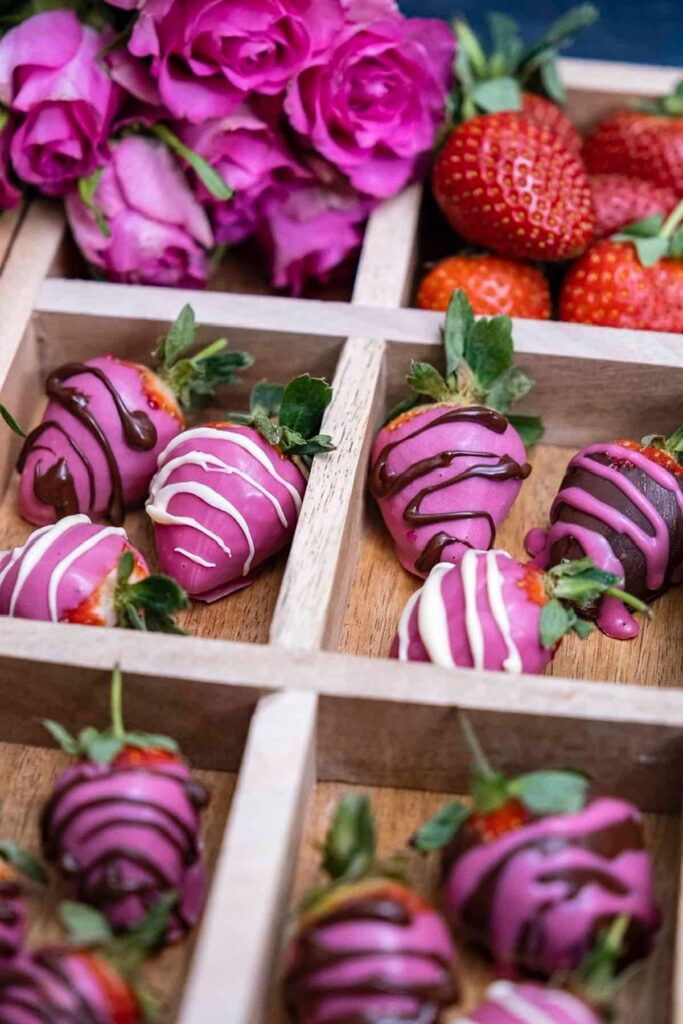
(464, 980, 601, 1024)
(19, 355, 182, 527)
(0, 515, 147, 625)
(41, 755, 208, 946)
(147, 424, 307, 600)
(284, 881, 456, 1024)
(444, 797, 660, 975)
(370, 404, 529, 577)
(0, 949, 138, 1022)
(392, 551, 551, 675)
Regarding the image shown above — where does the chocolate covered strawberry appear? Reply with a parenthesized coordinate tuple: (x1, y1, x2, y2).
(0, 895, 175, 1023)
(42, 668, 209, 946)
(370, 290, 541, 577)
(284, 794, 456, 1024)
(526, 426, 683, 639)
(147, 374, 334, 601)
(0, 843, 46, 961)
(414, 720, 661, 976)
(1, 304, 251, 527)
(393, 551, 649, 674)
(0, 514, 187, 631)
(461, 981, 603, 1024)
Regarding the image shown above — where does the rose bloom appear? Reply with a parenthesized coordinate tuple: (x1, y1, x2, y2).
(0, 11, 117, 197)
(180, 105, 309, 245)
(259, 183, 374, 295)
(127, 0, 343, 123)
(286, 15, 455, 198)
(0, 122, 20, 210)
(66, 136, 213, 289)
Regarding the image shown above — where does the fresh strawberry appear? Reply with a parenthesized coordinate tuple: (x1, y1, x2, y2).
(42, 668, 209, 946)
(414, 717, 661, 977)
(521, 92, 583, 152)
(433, 112, 594, 261)
(615, 437, 683, 477)
(284, 795, 457, 1024)
(583, 82, 683, 193)
(417, 253, 551, 318)
(590, 173, 678, 239)
(559, 201, 683, 331)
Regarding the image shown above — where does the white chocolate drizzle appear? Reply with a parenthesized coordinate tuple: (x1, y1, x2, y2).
(397, 586, 422, 661)
(8, 514, 92, 617)
(417, 562, 455, 668)
(485, 981, 561, 1024)
(148, 481, 253, 571)
(174, 547, 217, 569)
(461, 548, 485, 670)
(485, 550, 522, 673)
(47, 525, 126, 622)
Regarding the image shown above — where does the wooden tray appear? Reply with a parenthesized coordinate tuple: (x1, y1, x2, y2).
(0, 56, 680, 1024)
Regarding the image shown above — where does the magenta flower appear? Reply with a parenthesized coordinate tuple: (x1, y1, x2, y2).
(259, 183, 374, 294)
(285, 15, 455, 198)
(0, 11, 117, 197)
(66, 136, 214, 289)
(128, 0, 344, 123)
(0, 121, 20, 210)
(180, 105, 308, 245)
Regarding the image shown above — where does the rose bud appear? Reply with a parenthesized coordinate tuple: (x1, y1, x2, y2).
(284, 794, 457, 1024)
(147, 374, 335, 601)
(369, 291, 542, 579)
(394, 551, 650, 675)
(42, 669, 208, 946)
(0, 514, 187, 632)
(526, 425, 683, 639)
(0, 304, 251, 527)
(0, 894, 176, 1023)
(414, 718, 661, 977)
(0, 843, 46, 961)
(0, 11, 116, 197)
(65, 136, 215, 289)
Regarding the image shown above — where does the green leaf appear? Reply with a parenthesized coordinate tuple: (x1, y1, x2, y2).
(406, 361, 452, 403)
(508, 413, 545, 447)
(443, 289, 474, 378)
(486, 12, 523, 73)
(117, 550, 135, 587)
(486, 365, 535, 413)
(322, 794, 376, 883)
(412, 801, 471, 852)
(616, 214, 663, 238)
(116, 573, 189, 635)
(152, 123, 233, 201)
(78, 169, 110, 239)
(669, 229, 683, 260)
(126, 891, 177, 954)
(279, 375, 333, 440)
(250, 381, 285, 419)
(539, 55, 566, 104)
(86, 734, 124, 765)
(519, 3, 599, 71)
(60, 901, 113, 947)
(630, 237, 670, 267)
(573, 618, 594, 639)
(0, 841, 48, 884)
(464, 315, 514, 389)
(664, 424, 683, 456)
(539, 598, 572, 648)
(0, 404, 26, 438)
(250, 410, 282, 448)
(472, 769, 510, 813)
(156, 305, 197, 370)
(279, 427, 335, 457)
(509, 770, 589, 815)
(123, 732, 178, 754)
(472, 76, 521, 113)
(43, 720, 80, 756)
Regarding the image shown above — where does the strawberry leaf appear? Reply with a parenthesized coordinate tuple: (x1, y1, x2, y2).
(250, 381, 285, 419)
(443, 289, 472, 378)
(465, 315, 514, 389)
(472, 769, 510, 813)
(471, 76, 521, 114)
(235, 375, 335, 460)
(156, 305, 196, 370)
(540, 598, 574, 648)
(115, 556, 189, 634)
(412, 801, 471, 852)
(509, 770, 589, 815)
(279, 375, 333, 440)
(0, 404, 26, 438)
(0, 841, 48, 884)
(60, 901, 114, 947)
(322, 794, 376, 883)
(508, 413, 544, 447)
(43, 720, 80, 756)
(486, 12, 523, 73)
(406, 362, 452, 403)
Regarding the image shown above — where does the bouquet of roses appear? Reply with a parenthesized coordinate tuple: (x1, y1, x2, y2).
(0, 0, 454, 294)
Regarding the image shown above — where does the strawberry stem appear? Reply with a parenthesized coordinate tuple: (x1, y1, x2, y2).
(460, 714, 495, 779)
(660, 198, 683, 239)
(604, 586, 653, 617)
(110, 665, 125, 741)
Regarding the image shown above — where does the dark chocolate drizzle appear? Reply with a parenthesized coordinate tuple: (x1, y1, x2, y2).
(370, 406, 530, 568)
(18, 362, 158, 526)
(0, 952, 103, 1023)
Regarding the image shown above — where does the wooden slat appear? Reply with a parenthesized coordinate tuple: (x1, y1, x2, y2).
(352, 184, 423, 308)
(269, 335, 386, 651)
(0, 203, 25, 274)
(178, 690, 317, 1024)
(561, 56, 680, 129)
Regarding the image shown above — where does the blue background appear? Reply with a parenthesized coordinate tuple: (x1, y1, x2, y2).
(398, 1, 682, 67)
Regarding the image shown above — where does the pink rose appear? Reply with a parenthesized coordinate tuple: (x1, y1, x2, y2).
(129, 0, 344, 123)
(180, 105, 308, 245)
(66, 136, 214, 289)
(285, 16, 455, 198)
(0, 121, 20, 210)
(259, 183, 374, 295)
(0, 11, 117, 197)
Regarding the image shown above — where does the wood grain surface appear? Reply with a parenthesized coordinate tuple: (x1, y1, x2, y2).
(0, 740, 235, 1020)
(341, 442, 683, 688)
(275, 781, 679, 1024)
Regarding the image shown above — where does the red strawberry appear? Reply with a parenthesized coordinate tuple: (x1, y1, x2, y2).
(583, 85, 683, 194)
(433, 112, 594, 261)
(417, 253, 551, 318)
(74, 951, 141, 1024)
(615, 437, 683, 478)
(559, 201, 683, 331)
(112, 745, 184, 770)
(522, 92, 583, 152)
(590, 174, 678, 239)
(468, 798, 531, 842)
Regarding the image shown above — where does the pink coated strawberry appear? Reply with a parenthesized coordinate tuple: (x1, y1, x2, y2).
(0, 844, 46, 961)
